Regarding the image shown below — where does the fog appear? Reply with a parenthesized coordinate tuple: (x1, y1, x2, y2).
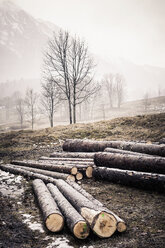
(0, 0, 165, 130)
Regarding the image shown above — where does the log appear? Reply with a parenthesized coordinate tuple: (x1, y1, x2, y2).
(75, 172, 83, 181)
(50, 152, 95, 159)
(104, 147, 154, 157)
(12, 164, 75, 181)
(32, 179, 64, 232)
(63, 139, 112, 152)
(93, 167, 165, 192)
(39, 158, 94, 166)
(40, 156, 94, 162)
(0, 164, 64, 185)
(11, 160, 78, 175)
(66, 180, 126, 232)
(63, 139, 165, 156)
(47, 183, 90, 239)
(54, 179, 117, 238)
(94, 152, 165, 174)
(77, 166, 93, 178)
(103, 141, 165, 157)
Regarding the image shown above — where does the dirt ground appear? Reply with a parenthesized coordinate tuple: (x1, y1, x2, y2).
(0, 113, 165, 248)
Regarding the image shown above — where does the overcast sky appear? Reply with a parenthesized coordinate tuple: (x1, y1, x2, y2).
(9, 0, 165, 67)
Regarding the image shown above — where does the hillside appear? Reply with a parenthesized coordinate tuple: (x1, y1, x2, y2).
(0, 113, 164, 161)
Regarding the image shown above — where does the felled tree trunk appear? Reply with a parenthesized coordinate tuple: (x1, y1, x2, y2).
(33, 179, 64, 232)
(40, 156, 94, 162)
(93, 167, 165, 192)
(63, 139, 112, 152)
(104, 147, 153, 157)
(103, 141, 165, 157)
(63, 139, 165, 156)
(76, 165, 94, 178)
(12, 164, 75, 181)
(94, 152, 165, 174)
(39, 158, 94, 166)
(0, 164, 62, 184)
(75, 172, 83, 181)
(54, 179, 117, 238)
(47, 183, 90, 239)
(11, 160, 77, 175)
(66, 180, 126, 232)
(50, 152, 95, 159)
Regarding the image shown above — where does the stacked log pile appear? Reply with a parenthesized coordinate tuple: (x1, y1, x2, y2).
(0, 163, 126, 239)
(62, 139, 165, 192)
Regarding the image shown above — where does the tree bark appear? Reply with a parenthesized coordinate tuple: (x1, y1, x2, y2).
(63, 139, 113, 152)
(103, 141, 165, 157)
(33, 179, 64, 232)
(66, 180, 126, 232)
(0, 164, 71, 185)
(93, 167, 165, 192)
(11, 160, 77, 175)
(104, 147, 154, 157)
(50, 152, 95, 159)
(63, 139, 165, 156)
(94, 152, 165, 174)
(47, 183, 90, 239)
(54, 179, 117, 238)
(40, 155, 94, 162)
(38, 158, 94, 166)
(11, 164, 75, 181)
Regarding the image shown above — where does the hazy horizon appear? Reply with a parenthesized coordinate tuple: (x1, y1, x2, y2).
(4, 0, 165, 69)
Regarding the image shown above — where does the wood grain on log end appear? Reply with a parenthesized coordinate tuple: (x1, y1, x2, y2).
(81, 208, 117, 238)
(46, 213, 64, 232)
(117, 221, 127, 232)
(76, 172, 83, 181)
(86, 166, 93, 178)
(73, 221, 90, 239)
(67, 175, 75, 181)
(71, 167, 78, 175)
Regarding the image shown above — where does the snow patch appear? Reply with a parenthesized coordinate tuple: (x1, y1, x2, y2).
(22, 213, 45, 233)
(46, 237, 74, 248)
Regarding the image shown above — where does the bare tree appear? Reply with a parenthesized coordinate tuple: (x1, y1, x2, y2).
(15, 96, 25, 129)
(43, 30, 72, 124)
(143, 92, 150, 112)
(102, 74, 115, 108)
(25, 88, 38, 130)
(70, 36, 96, 123)
(115, 73, 125, 108)
(42, 30, 96, 124)
(41, 79, 59, 127)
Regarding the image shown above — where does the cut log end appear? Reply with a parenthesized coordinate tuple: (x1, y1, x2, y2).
(73, 221, 90, 239)
(117, 222, 127, 232)
(93, 211, 117, 238)
(67, 175, 75, 182)
(76, 172, 83, 181)
(71, 167, 78, 175)
(45, 213, 64, 232)
(86, 166, 93, 178)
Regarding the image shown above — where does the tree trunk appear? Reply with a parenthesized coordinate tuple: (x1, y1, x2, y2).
(104, 147, 154, 157)
(40, 156, 94, 163)
(54, 179, 117, 238)
(93, 167, 165, 192)
(63, 139, 113, 152)
(49, 152, 95, 159)
(73, 103, 76, 124)
(12, 164, 75, 181)
(76, 165, 94, 178)
(39, 157, 94, 165)
(66, 180, 126, 232)
(94, 152, 165, 174)
(33, 179, 64, 232)
(11, 160, 77, 175)
(103, 141, 165, 157)
(0, 164, 74, 183)
(63, 139, 165, 156)
(47, 183, 90, 239)
(68, 100, 72, 124)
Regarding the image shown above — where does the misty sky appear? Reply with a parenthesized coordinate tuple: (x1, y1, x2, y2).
(5, 0, 165, 68)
